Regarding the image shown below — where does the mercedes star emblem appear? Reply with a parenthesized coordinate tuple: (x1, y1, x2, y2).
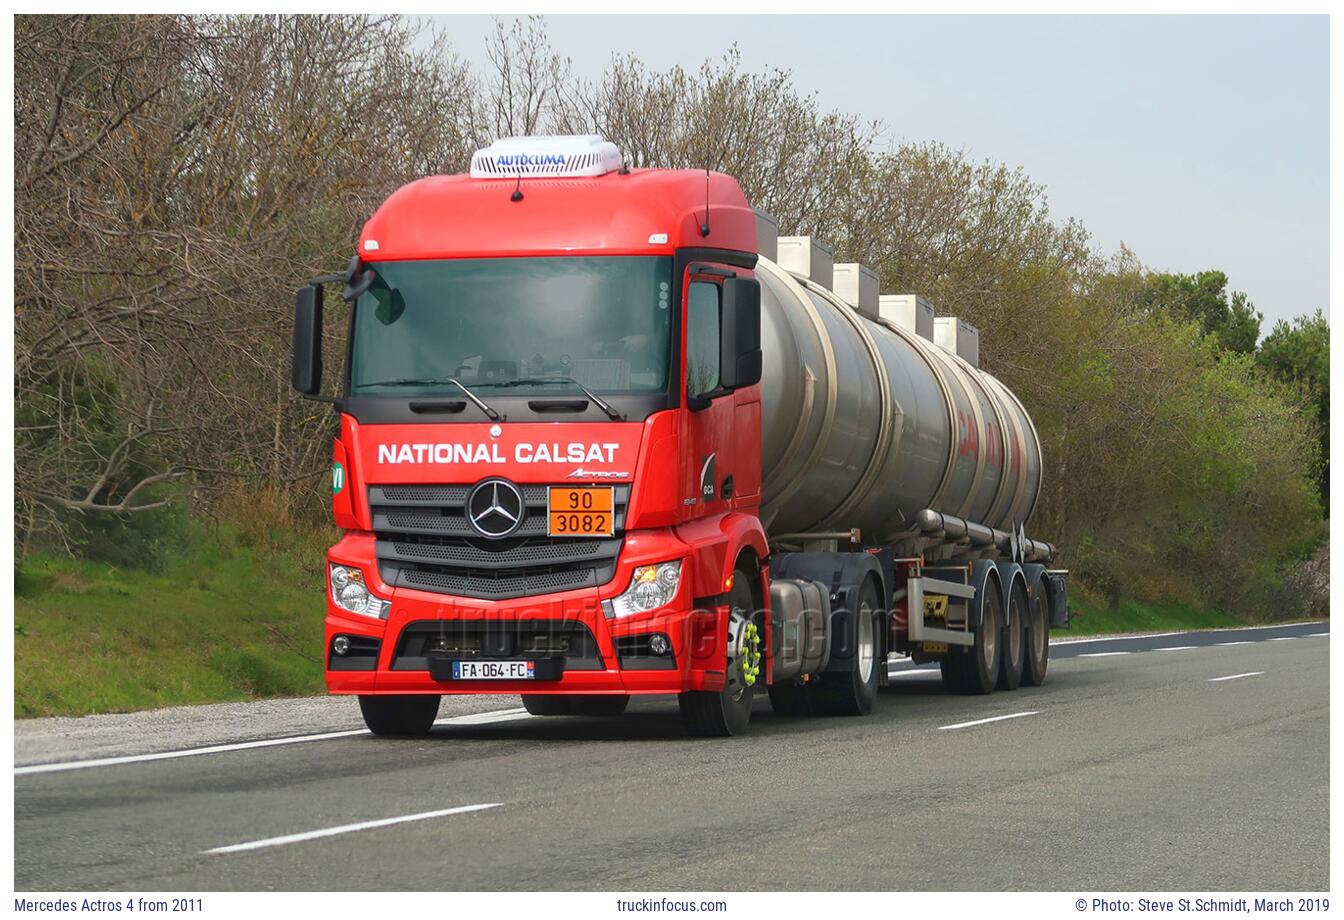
(466, 478, 525, 538)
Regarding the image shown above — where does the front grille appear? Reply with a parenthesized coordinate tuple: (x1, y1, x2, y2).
(371, 483, 630, 601)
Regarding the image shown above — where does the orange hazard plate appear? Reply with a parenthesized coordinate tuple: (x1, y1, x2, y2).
(547, 487, 615, 537)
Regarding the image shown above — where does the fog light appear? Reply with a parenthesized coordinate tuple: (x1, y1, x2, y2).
(648, 633, 670, 656)
(333, 635, 350, 656)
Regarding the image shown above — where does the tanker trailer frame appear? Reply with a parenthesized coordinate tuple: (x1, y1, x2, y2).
(752, 220, 1070, 704)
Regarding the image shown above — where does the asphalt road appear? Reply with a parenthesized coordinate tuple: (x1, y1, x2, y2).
(14, 621, 1329, 891)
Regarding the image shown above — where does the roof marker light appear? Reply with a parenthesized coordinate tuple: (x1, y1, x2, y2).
(470, 135, 623, 179)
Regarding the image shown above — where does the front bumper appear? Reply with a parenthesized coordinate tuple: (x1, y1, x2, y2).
(323, 531, 726, 696)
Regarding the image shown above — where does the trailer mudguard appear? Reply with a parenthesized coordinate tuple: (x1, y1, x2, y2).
(969, 559, 999, 629)
(995, 561, 1024, 627)
(1021, 562, 1047, 618)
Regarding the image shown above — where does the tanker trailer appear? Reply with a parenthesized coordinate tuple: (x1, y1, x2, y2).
(290, 136, 1069, 737)
(749, 220, 1069, 712)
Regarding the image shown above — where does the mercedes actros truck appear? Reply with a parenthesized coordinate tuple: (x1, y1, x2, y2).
(291, 134, 1069, 737)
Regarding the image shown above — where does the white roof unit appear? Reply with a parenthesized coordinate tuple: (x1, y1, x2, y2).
(470, 135, 623, 178)
(833, 264, 880, 319)
(776, 236, 834, 289)
(934, 316, 980, 368)
(754, 210, 779, 262)
(880, 294, 936, 341)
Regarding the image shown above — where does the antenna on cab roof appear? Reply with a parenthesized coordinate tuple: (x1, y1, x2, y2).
(699, 167, 711, 237)
(510, 168, 524, 203)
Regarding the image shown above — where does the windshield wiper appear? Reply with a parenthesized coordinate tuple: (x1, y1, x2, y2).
(357, 377, 502, 421)
(489, 376, 624, 421)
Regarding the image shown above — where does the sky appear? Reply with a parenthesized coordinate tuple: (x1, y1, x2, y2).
(426, 14, 1329, 329)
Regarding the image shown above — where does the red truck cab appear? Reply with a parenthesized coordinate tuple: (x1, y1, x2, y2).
(292, 136, 771, 736)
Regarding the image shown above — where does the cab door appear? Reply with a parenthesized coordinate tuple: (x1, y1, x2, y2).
(681, 272, 735, 520)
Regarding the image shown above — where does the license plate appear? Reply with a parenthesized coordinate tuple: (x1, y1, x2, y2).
(451, 660, 535, 680)
(547, 486, 615, 537)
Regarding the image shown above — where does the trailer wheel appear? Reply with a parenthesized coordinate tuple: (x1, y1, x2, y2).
(521, 695, 630, 717)
(944, 576, 1003, 695)
(679, 570, 759, 736)
(812, 577, 881, 716)
(358, 694, 440, 736)
(1022, 573, 1050, 687)
(997, 578, 1026, 691)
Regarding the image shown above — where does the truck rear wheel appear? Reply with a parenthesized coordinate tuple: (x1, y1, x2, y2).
(1022, 573, 1050, 686)
(997, 579, 1027, 691)
(521, 695, 630, 717)
(358, 694, 440, 736)
(812, 578, 881, 716)
(679, 571, 759, 737)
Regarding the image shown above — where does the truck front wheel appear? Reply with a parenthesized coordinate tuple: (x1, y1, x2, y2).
(358, 694, 440, 736)
(679, 570, 759, 737)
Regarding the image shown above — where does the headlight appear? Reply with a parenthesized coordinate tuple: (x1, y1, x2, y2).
(329, 564, 390, 619)
(604, 560, 682, 618)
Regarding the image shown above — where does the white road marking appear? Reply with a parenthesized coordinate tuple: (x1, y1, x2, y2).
(887, 669, 939, 678)
(1307, 632, 1329, 637)
(15, 707, 532, 776)
(1078, 651, 1130, 657)
(1269, 636, 1296, 641)
(438, 708, 533, 726)
(1216, 641, 1253, 646)
(1049, 622, 1320, 645)
(938, 711, 1039, 731)
(1050, 631, 1185, 645)
(1155, 646, 1198, 651)
(205, 803, 502, 855)
(1208, 671, 1264, 683)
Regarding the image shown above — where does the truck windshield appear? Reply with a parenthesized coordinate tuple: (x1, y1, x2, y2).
(348, 256, 674, 397)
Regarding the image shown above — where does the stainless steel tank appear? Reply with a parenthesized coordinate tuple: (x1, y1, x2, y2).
(755, 253, 1044, 545)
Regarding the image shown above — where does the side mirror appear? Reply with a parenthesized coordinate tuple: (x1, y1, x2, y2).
(291, 283, 323, 395)
(720, 276, 762, 389)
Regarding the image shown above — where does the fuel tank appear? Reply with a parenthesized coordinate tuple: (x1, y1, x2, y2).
(755, 238, 1043, 545)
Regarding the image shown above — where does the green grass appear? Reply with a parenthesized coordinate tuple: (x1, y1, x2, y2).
(1065, 594, 1244, 636)
(14, 534, 328, 718)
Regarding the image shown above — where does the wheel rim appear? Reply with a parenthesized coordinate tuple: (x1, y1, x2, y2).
(857, 598, 876, 683)
(724, 605, 761, 703)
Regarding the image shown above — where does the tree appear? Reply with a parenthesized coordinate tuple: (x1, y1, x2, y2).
(1137, 270, 1261, 354)
(14, 14, 481, 558)
(1257, 310, 1329, 507)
